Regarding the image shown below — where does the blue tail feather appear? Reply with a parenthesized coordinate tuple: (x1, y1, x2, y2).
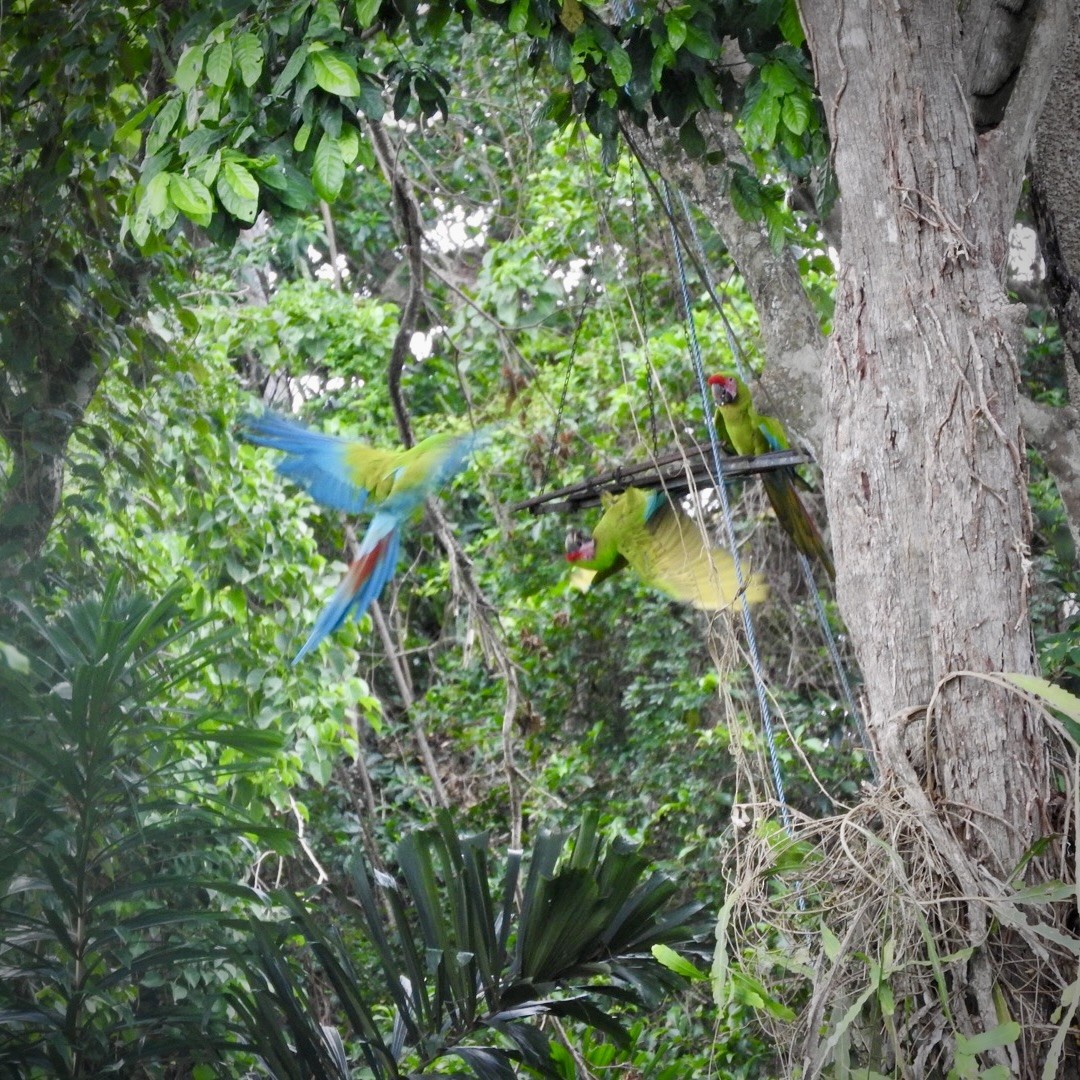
(291, 525, 402, 663)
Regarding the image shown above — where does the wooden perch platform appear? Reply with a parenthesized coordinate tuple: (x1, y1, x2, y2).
(511, 444, 811, 515)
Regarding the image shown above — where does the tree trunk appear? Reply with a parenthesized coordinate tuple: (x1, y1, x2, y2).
(0, 322, 106, 581)
(796, 0, 1065, 1072)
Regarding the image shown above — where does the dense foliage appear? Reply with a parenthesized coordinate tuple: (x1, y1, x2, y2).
(3, 0, 1076, 1074)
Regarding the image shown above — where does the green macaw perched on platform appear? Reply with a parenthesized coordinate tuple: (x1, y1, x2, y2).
(707, 373, 835, 579)
(240, 411, 488, 661)
(564, 487, 767, 609)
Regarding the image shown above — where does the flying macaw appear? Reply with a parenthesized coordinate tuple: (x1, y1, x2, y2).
(239, 411, 487, 661)
(707, 373, 835, 578)
(564, 487, 767, 610)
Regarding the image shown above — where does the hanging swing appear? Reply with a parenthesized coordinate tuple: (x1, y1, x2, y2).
(509, 158, 873, 804)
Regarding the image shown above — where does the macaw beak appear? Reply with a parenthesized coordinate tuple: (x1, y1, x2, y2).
(707, 374, 738, 406)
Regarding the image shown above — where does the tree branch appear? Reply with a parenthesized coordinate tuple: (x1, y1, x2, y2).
(0, 324, 106, 581)
(368, 120, 424, 447)
(628, 118, 828, 452)
(979, 0, 1071, 241)
(1019, 394, 1080, 551)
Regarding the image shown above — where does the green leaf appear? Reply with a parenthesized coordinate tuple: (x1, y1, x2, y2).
(271, 45, 309, 97)
(144, 171, 171, 216)
(508, 0, 528, 33)
(664, 13, 686, 51)
(820, 920, 841, 962)
(778, 0, 806, 47)
(206, 41, 233, 88)
(174, 44, 205, 91)
(682, 23, 719, 60)
(355, 0, 381, 26)
(1000, 673, 1080, 723)
(651, 943, 706, 981)
(955, 1020, 1021, 1056)
(146, 95, 181, 157)
(744, 90, 781, 147)
(337, 126, 360, 166)
(312, 132, 345, 201)
(761, 60, 798, 94)
(310, 50, 361, 98)
(607, 44, 632, 87)
(217, 161, 260, 222)
(357, 79, 385, 120)
(1008, 880, 1075, 904)
(678, 117, 706, 157)
(763, 200, 786, 253)
(294, 121, 312, 152)
(729, 170, 763, 222)
(234, 33, 264, 86)
(115, 97, 164, 144)
(781, 92, 812, 136)
(169, 174, 214, 226)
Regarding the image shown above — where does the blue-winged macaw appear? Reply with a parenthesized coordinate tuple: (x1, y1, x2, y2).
(564, 487, 767, 609)
(707, 373, 834, 578)
(240, 411, 487, 661)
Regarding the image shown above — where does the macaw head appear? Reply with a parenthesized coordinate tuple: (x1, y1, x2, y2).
(564, 527, 596, 563)
(707, 373, 740, 407)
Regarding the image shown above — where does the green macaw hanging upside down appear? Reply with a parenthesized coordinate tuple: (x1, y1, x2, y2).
(707, 373, 835, 578)
(240, 411, 487, 661)
(564, 487, 767, 610)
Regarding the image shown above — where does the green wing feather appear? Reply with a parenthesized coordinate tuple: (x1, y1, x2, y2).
(341, 444, 408, 502)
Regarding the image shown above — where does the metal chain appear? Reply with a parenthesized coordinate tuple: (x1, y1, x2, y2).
(674, 191, 873, 776)
(538, 288, 590, 494)
(663, 179, 795, 837)
(630, 168, 660, 455)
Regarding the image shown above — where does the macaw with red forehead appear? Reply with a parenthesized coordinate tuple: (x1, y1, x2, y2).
(240, 411, 487, 661)
(707, 373, 834, 578)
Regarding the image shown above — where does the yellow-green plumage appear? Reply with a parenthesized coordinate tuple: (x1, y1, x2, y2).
(238, 412, 488, 659)
(568, 488, 767, 610)
(711, 375, 835, 579)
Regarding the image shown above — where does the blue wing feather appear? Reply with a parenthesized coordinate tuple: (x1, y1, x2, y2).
(240, 412, 371, 513)
(643, 490, 667, 522)
(243, 415, 492, 660)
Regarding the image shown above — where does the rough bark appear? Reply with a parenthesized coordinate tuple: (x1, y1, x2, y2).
(800, 0, 1059, 849)
(0, 295, 115, 580)
(793, 0, 1067, 1070)
(1029, 2, 1080, 546)
(1031, 8, 1080, 387)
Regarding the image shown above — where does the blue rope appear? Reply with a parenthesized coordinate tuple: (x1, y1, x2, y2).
(663, 181, 794, 836)
(675, 191, 875, 779)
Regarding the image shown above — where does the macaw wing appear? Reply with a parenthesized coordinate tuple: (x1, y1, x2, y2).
(575, 552, 630, 592)
(383, 428, 492, 514)
(761, 472, 835, 579)
(627, 502, 767, 610)
(240, 411, 400, 513)
(757, 414, 789, 453)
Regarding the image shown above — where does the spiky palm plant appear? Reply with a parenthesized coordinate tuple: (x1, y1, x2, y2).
(231, 811, 709, 1078)
(0, 578, 287, 1078)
